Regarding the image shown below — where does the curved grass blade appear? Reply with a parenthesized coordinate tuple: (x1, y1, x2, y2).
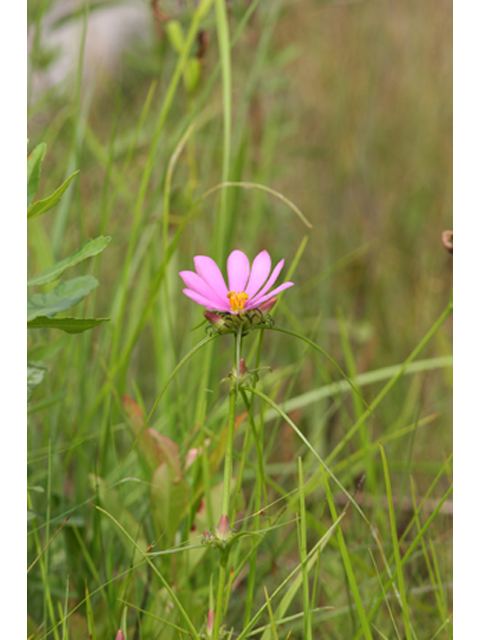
(243, 386, 370, 525)
(266, 326, 372, 414)
(95, 505, 201, 640)
(197, 181, 313, 229)
(122, 334, 220, 464)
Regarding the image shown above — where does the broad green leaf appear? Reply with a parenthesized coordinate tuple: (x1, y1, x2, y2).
(27, 275, 98, 321)
(27, 361, 47, 401)
(27, 316, 109, 333)
(27, 170, 79, 220)
(27, 236, 111, 286)
(27, 143, 46, 208)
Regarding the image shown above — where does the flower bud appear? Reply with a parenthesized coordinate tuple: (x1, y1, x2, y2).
(204, 310, 227, 329)
(207, 609, 215, 637)
(239, 358, 246, 377)
(217, 514, 230, 542)
(115, 632, 125, 640)
(259, 296, 277, 314)
(202, 514, 235, 549)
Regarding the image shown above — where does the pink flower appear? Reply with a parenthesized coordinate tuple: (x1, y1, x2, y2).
(179, 250, 294, 314)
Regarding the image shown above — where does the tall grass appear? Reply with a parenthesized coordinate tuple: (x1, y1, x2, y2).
(27, 1, 452, 638)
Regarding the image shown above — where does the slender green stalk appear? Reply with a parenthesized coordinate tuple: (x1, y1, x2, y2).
(326, 299, 452, 464)
(323, 468, 373, 640)
(96, 506, 201, 640)
(214, 0, 232, 262)
(298, 457, 312, 640)
(109, 0, 215, 361)
(213, 563, 229, 640)
(222, 385, 238, 517)
(380, 444, 414, 640)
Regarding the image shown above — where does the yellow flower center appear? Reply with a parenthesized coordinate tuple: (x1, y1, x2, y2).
(227, 291, 249, 312)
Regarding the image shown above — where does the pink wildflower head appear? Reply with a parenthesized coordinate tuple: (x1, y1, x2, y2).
(179, 250, 294, 314)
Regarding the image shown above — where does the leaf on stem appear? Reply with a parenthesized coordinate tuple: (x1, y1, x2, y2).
(27, 275, 98, 321)
(27, 170, 79, 221)
(27, 317, 109, 333)
(27, 143, 47, 208)
(27, 236, 111, 286)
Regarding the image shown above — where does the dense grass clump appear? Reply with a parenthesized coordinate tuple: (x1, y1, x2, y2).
(27, 1, 452, 638)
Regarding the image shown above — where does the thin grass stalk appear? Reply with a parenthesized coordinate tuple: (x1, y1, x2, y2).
(95, 506, 201, 640)
(109, 0, 215, 363)
(379, 444, 414, 640)
(61, 578, 69, 640)
(322, 468, 373, 640)
(213, 0, 232, 263)
(352, 483, 453, 640)
(298, 457, 312, 640)
(27, 491, 60, 640)
(326, 298, 453, 464)
(409, 478, 451, 638)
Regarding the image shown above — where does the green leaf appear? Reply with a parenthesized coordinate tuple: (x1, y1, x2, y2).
(165, 20, 185, 53)
(28, 236, 111, 286)
(184, 57, 201, 94)
(27, 275, 98, 321)
(27, 316, 110, 333)
(85, 584, 97, 640)
(27, 361, 47, 401)
(151, 463, 190, 548)
(27, 143, 47, 208)
(27, 170, 79, 220)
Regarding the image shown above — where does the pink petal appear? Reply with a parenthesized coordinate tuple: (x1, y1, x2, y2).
(246, 250, 271, 298)
(194, 256, 229, 299)
(182, 288, 230, 311)
(248, 259, 285, 305)
(245, 282, 294, 309)
(227, 250, 250, 292)
(179, 270, 227, 306)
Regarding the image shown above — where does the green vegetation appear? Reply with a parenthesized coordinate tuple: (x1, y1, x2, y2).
(27, 1, 452, 638)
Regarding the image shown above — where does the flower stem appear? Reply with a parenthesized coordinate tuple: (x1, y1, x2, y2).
(213, 561, 228, 640)
(214, 328, 241, 640)
(222, 385, 237, 516)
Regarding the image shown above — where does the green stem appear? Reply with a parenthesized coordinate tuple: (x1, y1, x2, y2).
(214, 0, 232, 263)
(222, 386, 237, 517)
(214, 328, 241, 640)
(213, 561, 228, 640)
